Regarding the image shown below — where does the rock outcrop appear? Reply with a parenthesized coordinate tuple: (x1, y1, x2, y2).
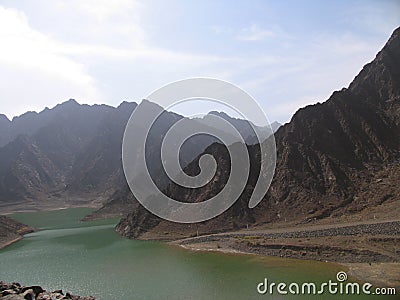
(0, 281, 95, 300)
(0, 216, 34, 249)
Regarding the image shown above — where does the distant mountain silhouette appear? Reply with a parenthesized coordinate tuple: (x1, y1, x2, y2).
(0, 101, 114, 206)
(83, 101, 279, 220)
(0, 97, 276, 212)
(203, 111, 280, 144)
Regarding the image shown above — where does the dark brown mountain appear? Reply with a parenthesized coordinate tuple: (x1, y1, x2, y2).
(116, 27, 400, 240)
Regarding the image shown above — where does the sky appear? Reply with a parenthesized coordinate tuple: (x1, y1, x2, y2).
(0, 0, 399, 124)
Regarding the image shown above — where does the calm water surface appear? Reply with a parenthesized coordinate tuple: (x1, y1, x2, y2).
(0, 208, 394, 299)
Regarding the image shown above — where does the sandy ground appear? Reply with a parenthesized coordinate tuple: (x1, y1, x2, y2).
(0, 198, 102, 215)
(345, 263, 400, 289)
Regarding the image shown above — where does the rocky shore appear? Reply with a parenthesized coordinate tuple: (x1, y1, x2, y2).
(0, 216, 34, 250)
(0, 282, 96, 300)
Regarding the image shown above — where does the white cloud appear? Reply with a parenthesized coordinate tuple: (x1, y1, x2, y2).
(0, 1, 396, 124)
(0, 5, 101, 118)
(237, 24, 275, 41)
(54, 0, 144, 40)
(0, 2, 239, 119)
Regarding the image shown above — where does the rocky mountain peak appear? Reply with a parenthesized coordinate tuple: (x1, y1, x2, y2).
(118, 101, 138, 110)
(60, 98, 79, 107)
(349, 26, 400, 104)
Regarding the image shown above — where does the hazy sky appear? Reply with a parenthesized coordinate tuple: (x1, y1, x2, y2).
(0, 0, 399, 123)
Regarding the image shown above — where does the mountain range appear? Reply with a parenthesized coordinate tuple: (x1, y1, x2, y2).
(115, 27, 400, 239)
(1, 27, 399, 244)
(0, 97, 278, 215)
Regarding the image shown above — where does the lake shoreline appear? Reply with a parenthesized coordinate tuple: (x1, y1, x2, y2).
(3, 208, 399, 294)
(0, 214, 35, 251)
(0, 236, 22, 250)
(0, 206, 98, 251)
(8, 207, 339, 300)
(172, 240, 400, 290)
(0, 203, 100, 216)
(169, 219, 400, 290)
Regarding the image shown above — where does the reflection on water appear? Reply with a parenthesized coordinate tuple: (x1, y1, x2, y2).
(0, 208, 393, 299)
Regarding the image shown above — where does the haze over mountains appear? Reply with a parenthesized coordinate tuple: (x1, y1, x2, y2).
(116, 27, 400, 239)
(0, 98, 278, 214)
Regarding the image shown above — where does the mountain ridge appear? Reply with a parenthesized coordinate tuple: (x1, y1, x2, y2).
(0, 97, 278, 214)
(115, 27, 400, 239)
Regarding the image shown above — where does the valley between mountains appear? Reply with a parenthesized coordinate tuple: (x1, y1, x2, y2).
(1, 28, 400, 289)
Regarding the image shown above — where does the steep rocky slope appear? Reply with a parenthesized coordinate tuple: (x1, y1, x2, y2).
(116, 27, 400, 239)
(65, 102, 137, 199)
(0, 100, 114, 207)
(83, 103, 278, 221)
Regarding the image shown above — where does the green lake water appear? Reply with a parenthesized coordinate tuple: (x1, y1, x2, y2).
(0, 208, 395, 299)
